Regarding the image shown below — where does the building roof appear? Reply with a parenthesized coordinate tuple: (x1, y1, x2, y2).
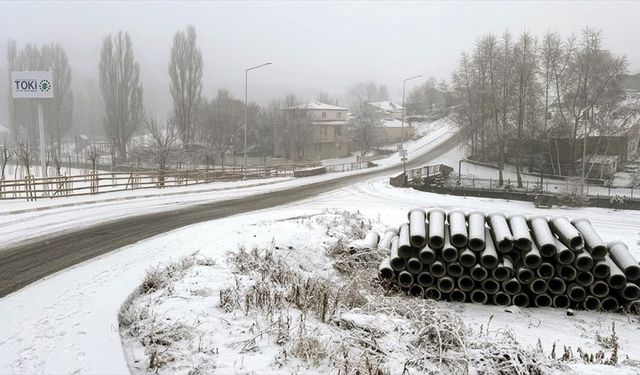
(366, 101, 404, 112)
(287, 101, 348, 111)
(312, 120, 351, 126)
(575, 154, 619, 164)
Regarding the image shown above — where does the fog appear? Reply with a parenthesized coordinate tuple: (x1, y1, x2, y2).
(1, 0, 640, 125)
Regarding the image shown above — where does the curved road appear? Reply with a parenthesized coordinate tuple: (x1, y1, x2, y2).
(0, 133, 461, 297)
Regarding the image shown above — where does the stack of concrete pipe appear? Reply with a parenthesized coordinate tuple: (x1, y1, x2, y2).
(377, 208, 640, 312)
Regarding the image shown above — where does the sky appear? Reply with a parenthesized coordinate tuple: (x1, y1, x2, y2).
(1, 0, 640, 125)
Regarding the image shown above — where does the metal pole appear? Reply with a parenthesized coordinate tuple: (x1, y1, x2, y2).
(37, 100, 46, 177)
(400, 75, 422, 151)
(243, 62, 272, 174)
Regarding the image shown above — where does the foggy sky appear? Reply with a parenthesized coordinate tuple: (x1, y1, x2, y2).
(1, 0, 640, 125)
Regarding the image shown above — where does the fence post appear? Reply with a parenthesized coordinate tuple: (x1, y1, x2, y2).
(489, 178, 492, 189)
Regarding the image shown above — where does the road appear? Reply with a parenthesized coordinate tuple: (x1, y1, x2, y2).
(0, 132, 461, 297)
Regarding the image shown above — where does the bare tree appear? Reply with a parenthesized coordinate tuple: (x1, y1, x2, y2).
(169, 25, 203, 145)
(348, 81, 389, 108)
(350, 106, 382, 156)
(141, 117, 180, 186)
(16, 143, 33, 177)
(85, 145, 99, 174)
(42, 43, 73, 152)
(200, 89, 243, 167)
(1, 145, 12, 180)
(99, 31, 145, 162)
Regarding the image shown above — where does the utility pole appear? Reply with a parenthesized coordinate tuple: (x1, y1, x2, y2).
(401, 75, 422, 173)
(244, 62, 272, 173)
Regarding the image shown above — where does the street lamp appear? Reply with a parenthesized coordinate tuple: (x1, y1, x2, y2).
(401, 74, 422, 173)
(244, 62, 272, 172)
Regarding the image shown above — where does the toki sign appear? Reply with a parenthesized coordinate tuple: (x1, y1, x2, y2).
(11, 71, 54, 99)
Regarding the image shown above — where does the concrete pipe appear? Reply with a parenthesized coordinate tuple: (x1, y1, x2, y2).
(621, 283, 640, 301)
(447, 210, 468, 248)
(502, 277, 522, 296)
(424, 287, 441, 300)
(481, 278, 500, 294)
(390, 237, 406, 272)
(574, 248, 594, 272)
(470, 289, 488, 304)
(447, 262, 464, 278)
(378, 257, 394, 281)
(607, 241, 640, 282)
(549, 216, 583, 250)
(488, 212, 515, 253)
(408, 208, 428, 248)
(492, 256, 514, 282)
(589, 280, 610, 298)
(552, 294, 571, 309)
(467, 211, 486, 252)
(457, 275, 475, 292)
(409, 284, 424, 297)
(417, 271, 435, 287)
(459, 249, 477, 268)
(571, 218, 607, 260)
(470, 264, 488, 282)
(548, 277, 567, 295)
(429, 260, 447, 278)
(583, 296, 602, 311)
(516, 267, 535, 285)
(534, 293, 553, 308)
(378, 228, 399, 251)
(450, 289, 467, 303)
(428, 209, 447, 249)
(406, 257, 424, 275)
(529, 278, 548, 294)
(528, 216, 557, 257)
(604, 255, 627, 290)
(556, 264, 577, 282)
(576, 271, 594, 287)
(523, 242, 542, 269)
(512, 293, 530, 308)
(508, 214, 533, 251)
(601, 296, 620, 312)
(567, 284, 587, 302)
(398, 223, 414, 258)
(442, 225, 459, 262)
(418, 246, 436, 265)
(362, 230, 380, 250)
(397, 271, 414, 288)
(537, 262, 555, 280)
(592, 260, 611, 279)
(625, 299, 640, 314)
(554, 238, 576, 265)
(481, 228, 499, 269)
(493, 291, 512, 307)
(437, 276, 455, 294)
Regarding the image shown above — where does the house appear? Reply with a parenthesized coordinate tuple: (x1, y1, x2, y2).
(363, 101, 405, 120)
(373, 118, 414, 145)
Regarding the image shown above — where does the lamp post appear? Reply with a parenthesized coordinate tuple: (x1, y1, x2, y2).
(401, 74, 422, 174)
(244, 62, 272, 172)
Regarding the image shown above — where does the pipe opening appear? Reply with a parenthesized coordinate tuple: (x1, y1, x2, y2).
(609, 274, 627, 290)
(411, 236, 426, 249)
(515, 238, 532, 251)
(418, 250, 436, 265)
(524, 255, 541, 269)
(540, 244, 557, 257)
(623, 284, 640, 300)
(430, 263, 446, 277)
(503, 279, 521, 295)
(591, 245, 607, 260)
(569, 236, 583, 249)
(535, 294, 552, 307)
(492, 267, 509, 281)
(548, 278, 566, 294)
(497, 239, 514, 253)
(576, 257, 593, 271)
(583, 296, 601, 311)
(482, 279, 500, 294)
(627, 300, 640, 314)
(590, 281, 609, 297)
(451, 234, 467, 248)
(576, 272, 594, 287)
(469, 238, 485, 251)
(482, 255, 498, 269)
(458, 276, 475, 292)
(409, 284, 423, 296)
(450, 289, 466, 302)
(626, 265, 640, 282)
(470, 290, 488, 304)
(557, 251, 575, 265)
(379, 268, 394, 280)
(559, 266, 577, 281)
(516, 269, 535, 284)
(417, 272, 434, 287)
(442, 247, 458, 262)
(530, 279, 548, 294)
(537, 264, 554, 279)
(447, 263, 463, 277)
(569, 286, 586, 302)
(592, 263, 610, 278)
(601, 297, 619, 312)
(493, 292, 511, 306)
(553, 295, 571, 309)
(513, 293, 530, 307)
(424, 287, 441, 300)
(437, 277, 455, 293)
(390, 258, 406, 272)
(406, 259, 423, 274)
(397, 272, 414, 288)
(471, 267, 488, 281)
(459, 253, 476, 268)
(429, 236, 444, 250)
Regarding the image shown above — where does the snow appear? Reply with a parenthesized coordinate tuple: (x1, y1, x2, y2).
(290, 101, 348, 111)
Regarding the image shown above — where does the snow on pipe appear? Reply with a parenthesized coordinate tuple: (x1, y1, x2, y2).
(488, 213, 514, 253)
(508, 214, 532, 251)
(378, 257, 394, 281)
(377, 228, 399, 251)
(576, 271, 594, 287)
(389, 237, 406, 272)
(536, 262, 555, 280)
(516, 267, 535, 285)
(480, 228, 499, 269)
(601, 296, 620, 312)
(409, 284, 424, 297)
(621, 283, 640, 301)
(534, 293, 552, 308)
(418, 245, 436, 265)
(429, 260, 447, 278)
(447, 210, 468, 248)
(574, 248, 594, 272)
(398, 223, 413, 259)
(450, 289, 467, 303)
(397, 271, 414, 288)
(427, 209, 446, 249)
(459, 249, 477, 268)
(512, 293, 530, 307)
(424, 287, 441, 300)
(529, 278, 548, 294)
(583, 296, 602, 311)
(589, 280, 610, 298)
(567, 284, 587, 302)
(470, 264, 488, 282)
(442, 225, 459, 262)
(571, 218, 607, 260)
(607, 241, 640, 282)
(470, 289, 488, 304)
(554, 238, 575, 265)
(457, 275, 475, 292)
(548, 277, 567, 295)
(408, 208, 427, 248)
(593, 260, 611, 279)
(523, 242, 542, 269)
(492, 256, 514, 282)
(417, 272, 435, 287)
(552, 294, 571, 309)
(446, 262, 464, 278)
(528, 216, 557, 257)
(502, 277, 522, 296)
(549, 216, 583, 250)
(556, 264, 577, 282)
(362, 230, 380, 250)
(406, 257, 424, 275)
(467, 211, 486, 252)
(481, 278, 500, 294)
(493, 291, 511, 306)
(605, 255, 627, 290)
(437, 276, 455, 294)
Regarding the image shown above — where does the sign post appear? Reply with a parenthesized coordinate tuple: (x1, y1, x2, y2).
(11, 71, 54, 177)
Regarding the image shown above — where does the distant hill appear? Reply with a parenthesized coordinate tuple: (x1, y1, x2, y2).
(618, 73, 640, 91)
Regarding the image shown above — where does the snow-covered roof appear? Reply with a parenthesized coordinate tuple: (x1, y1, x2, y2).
(312, 120, 351, 126)
(288, 102, 348, 111)
(366, 101, 404, 112)
(576, 154, 619, 164)
(0, 125, 10, 134)
(381, 119, 410, 128)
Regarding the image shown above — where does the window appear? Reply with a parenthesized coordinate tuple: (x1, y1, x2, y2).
(337, 112, 342, 118)
(320, 126, 328, 136)
(321, 111, 326, 118)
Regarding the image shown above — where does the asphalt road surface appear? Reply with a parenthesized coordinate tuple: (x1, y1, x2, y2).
(0, 133, 461, 297)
